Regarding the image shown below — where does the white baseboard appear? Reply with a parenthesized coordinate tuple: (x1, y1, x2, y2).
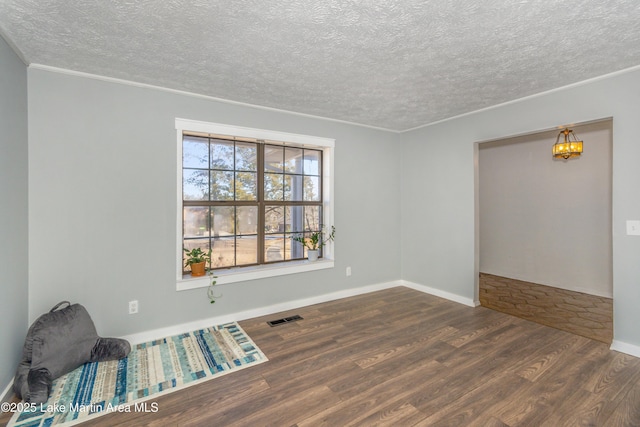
(11, 280, 633, 400)
(121, 279, 487, 344)
(1, 379, 13, 403)
(121, 280, 402, 344)
(610, 340, 640, 358)
(400, 280, 480, 307)
(5, 283, 401, 402)
(121, 279, 484, 345)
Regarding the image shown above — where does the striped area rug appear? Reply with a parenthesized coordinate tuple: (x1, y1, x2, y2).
(8, 322, 267, 427)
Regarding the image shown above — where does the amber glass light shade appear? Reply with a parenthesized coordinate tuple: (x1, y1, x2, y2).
(553, 128, 583, 160)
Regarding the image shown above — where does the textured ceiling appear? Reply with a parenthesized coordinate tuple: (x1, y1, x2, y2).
(1, 1, 640, 131)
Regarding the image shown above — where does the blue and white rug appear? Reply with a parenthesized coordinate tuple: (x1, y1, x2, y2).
(8, 322, 267, 427)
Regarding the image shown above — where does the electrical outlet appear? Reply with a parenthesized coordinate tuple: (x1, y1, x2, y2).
(346, 266, 352, 277)
(128, 300, 139, 314)
(627, 220, 640, 236)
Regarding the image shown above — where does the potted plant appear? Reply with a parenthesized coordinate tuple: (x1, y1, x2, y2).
(183, 247, 210, 277)
(291, 225, 335, 261)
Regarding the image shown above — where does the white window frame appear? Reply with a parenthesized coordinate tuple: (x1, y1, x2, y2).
(175, 118, 335, 291)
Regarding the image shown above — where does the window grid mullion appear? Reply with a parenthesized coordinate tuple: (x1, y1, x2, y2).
(233, 142, 237, 266)
(257, 144, 265, 264)
(183, 133, 325, 272)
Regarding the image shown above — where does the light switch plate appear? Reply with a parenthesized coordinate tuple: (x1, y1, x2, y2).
(627, 220, 640, 236)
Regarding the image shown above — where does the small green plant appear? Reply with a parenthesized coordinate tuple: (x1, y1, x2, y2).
(183, 247, 211, 267)
(291, 225, 336, 250)
(207, 269, 221, 304)
(183, 248, 221, 304)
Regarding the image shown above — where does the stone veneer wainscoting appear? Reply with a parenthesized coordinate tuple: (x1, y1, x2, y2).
(479, 273, 613, 344)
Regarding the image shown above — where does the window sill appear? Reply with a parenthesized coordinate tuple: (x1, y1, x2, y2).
(176, 258, 335, 291)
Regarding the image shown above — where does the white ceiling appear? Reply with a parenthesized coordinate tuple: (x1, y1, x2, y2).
(1, 1, 640, 132)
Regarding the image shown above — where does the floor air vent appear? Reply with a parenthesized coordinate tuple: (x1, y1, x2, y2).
(267, 314, 303, 327)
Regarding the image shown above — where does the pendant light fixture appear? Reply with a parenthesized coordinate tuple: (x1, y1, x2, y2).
(552, 128, 583, 160)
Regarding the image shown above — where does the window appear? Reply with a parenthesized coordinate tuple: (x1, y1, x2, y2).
(183, 135, 260, 269)
(176, 119, 334, 289)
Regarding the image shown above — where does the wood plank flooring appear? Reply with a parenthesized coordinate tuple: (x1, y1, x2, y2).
(479, 273, 613, 344)
(2, 287, 639, 426)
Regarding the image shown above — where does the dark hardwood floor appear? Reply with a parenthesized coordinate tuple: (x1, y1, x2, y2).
(2, 287, 639, 426)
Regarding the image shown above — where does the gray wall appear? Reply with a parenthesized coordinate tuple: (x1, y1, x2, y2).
(9, 52, 640, 393)
(27, 68, 402, 337)
(0, 36, 28, 392)
(479, 121, 612, 297)
(401, 68, 640, 348)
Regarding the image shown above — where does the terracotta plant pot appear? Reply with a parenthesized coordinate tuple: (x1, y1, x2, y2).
(190, 261, 206, 277)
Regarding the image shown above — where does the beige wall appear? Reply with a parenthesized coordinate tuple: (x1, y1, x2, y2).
(479, 120, 612, 297)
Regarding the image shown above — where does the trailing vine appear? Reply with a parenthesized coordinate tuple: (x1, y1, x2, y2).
(207, 267, 222, 304)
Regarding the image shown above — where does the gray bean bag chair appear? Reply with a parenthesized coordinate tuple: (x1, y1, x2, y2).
(13, 301, 131, 404)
